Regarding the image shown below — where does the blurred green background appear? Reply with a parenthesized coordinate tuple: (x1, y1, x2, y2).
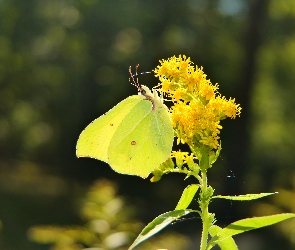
(1, 0, 295, 249)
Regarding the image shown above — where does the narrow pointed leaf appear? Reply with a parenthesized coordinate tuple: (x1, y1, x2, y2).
(208, 225, 238, 250)
(213, 192, 278, 201)
(128, 210, 191, 250)
(175, 184, 199, 210)
(208, 213, 295, 247)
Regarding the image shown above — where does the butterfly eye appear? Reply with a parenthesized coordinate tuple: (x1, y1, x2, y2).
(140, 88, 146, 95)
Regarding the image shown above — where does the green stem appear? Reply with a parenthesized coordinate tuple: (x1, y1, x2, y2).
(164, 168, 201, 182)
(200, 171, 210, 250)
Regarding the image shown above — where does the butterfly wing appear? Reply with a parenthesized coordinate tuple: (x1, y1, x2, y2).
(108, 99, 174, 178)
(76, 95, 144, 162)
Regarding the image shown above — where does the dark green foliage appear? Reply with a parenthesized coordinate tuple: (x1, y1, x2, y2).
(1, 0, 295, 249)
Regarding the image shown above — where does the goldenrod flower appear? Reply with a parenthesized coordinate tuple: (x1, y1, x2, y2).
(154, 55, 241, 150)
(171, 151, 189, 168)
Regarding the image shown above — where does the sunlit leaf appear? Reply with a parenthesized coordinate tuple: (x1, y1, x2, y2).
(207, 213, 295, 249)
(128, 210, 191, 250)
(175, 184, 199, 210)
(212, 192, 278, 201)
(208, 225, 238, 250)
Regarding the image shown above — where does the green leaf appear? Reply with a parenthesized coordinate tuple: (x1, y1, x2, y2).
(212, 192, 278, 201)
(209, 142, 221, 165)
(128, 210, 191, 250)
(175, 184, 199, 210)
(208, 225, 238, 250)
(207, 213, 295, 249)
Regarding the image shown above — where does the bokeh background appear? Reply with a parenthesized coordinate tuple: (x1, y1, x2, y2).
(1, 0, 295, 249)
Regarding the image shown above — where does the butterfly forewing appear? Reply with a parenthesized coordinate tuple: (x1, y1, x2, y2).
(76, 95, 144, 162)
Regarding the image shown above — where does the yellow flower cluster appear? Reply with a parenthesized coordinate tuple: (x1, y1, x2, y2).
(154, 55, 241, 150)
(170, 151, 198, 171)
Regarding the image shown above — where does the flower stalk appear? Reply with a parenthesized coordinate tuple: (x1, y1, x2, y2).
(153, 55, 241, 249)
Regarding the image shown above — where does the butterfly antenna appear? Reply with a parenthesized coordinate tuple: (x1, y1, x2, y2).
(129, 64, 141, 90)
(129, 64, 157, 109)
(129, 64, 153, 85)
